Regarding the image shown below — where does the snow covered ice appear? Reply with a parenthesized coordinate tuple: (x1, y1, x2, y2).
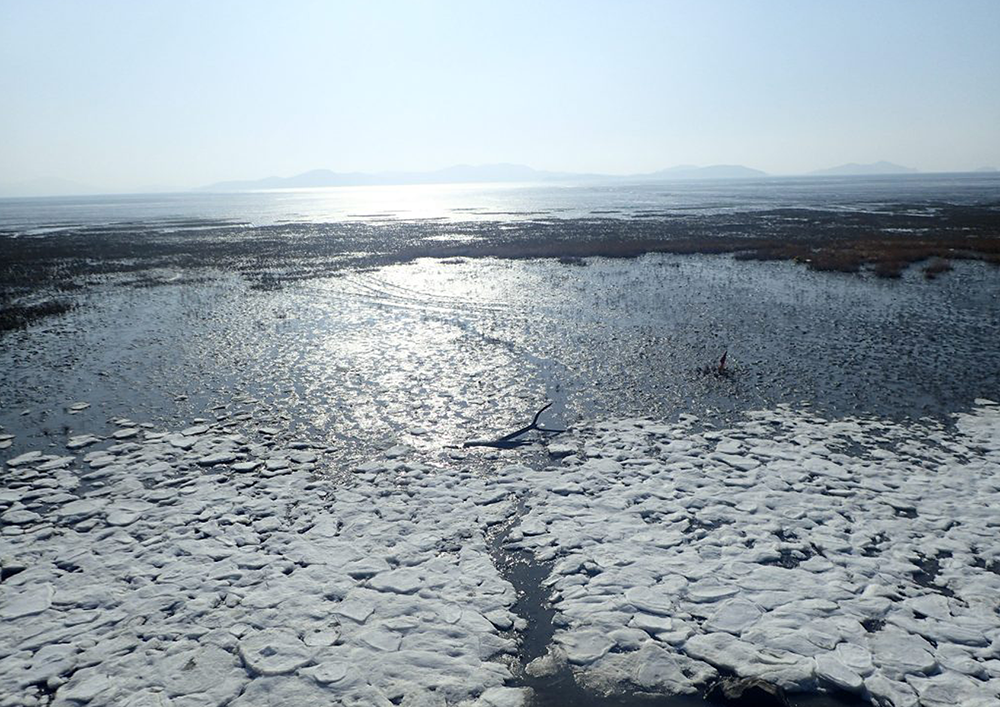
(0, 427, 523, 707)
(1, 402, 999, 706)
(510, 402, 1000, 705)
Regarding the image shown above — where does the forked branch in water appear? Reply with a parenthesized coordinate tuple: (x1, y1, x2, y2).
(463, 402, 566, 449)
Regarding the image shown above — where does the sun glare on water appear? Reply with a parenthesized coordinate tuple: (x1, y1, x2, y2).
(270, 182, 527, 223)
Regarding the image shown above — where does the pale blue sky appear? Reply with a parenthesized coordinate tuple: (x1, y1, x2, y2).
(1, 0, 998, 190)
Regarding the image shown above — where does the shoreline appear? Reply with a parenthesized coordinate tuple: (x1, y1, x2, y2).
(3, 206, 999, 332)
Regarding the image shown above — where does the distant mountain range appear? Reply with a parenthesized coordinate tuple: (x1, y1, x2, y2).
(808, 161, 918, 177)
(198, 164, 575, 191)
(9, 160, 992, 198)
(198, 163, 770, 192)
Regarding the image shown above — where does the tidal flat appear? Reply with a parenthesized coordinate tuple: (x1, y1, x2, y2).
(2, 193, 1000, 706)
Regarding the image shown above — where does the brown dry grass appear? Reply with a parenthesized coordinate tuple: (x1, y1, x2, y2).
(923, 258, 954, 279)
(0, 300, 74, 333)
(718, 233, 1000, 278)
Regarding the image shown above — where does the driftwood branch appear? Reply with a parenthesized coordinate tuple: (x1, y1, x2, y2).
(464, 402, 566, 449)
(699, 349, 730, 377)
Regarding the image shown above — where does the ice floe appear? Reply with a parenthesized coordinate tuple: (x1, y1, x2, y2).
(1, 401, 999, 706)
(1, 420, 524, 706)
(506, 401, 1000, 704)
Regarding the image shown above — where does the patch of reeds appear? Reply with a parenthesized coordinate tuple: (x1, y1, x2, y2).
(0, 300, 74, 333)
(2, 204, 997, 303)
(922, 258, 954, 280)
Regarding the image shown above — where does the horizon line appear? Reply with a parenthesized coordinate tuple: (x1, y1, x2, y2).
(3, 164, 1000, 199)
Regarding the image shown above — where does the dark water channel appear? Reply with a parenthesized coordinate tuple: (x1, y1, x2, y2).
(487, 499, 869, 707)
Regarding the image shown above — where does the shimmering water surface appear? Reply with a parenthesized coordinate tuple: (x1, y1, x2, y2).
(2, 252, 999, 468)
(2, 173, 999, 235)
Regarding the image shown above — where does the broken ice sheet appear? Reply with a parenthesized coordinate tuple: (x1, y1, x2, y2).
(1, 401, 999, 705)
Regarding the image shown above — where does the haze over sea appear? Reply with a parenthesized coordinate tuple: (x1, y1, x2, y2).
(2, 173, 999, 234)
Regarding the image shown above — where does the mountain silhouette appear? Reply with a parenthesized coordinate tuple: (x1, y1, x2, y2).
(810, 161, 918, 176)
(198, 163, 769, 191)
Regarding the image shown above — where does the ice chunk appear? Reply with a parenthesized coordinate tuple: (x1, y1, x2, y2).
(238, 629, 314, 675)
(158, 645, 244, 698)
(55, 669, 113, 703)
(6, 451, 44, 467)
(631, 613, 674, 634)
(624, 586, 674, 616)
(333, 592, 376, 623)
(0, 583, 54, 618)
(548, 442, 577, 458)
(685, 632, 816, 689)
(686, 579, 740, 603)
(302, 628, 339, 647)
(356, 627, 402, 652)
(230, 676, 333, 706)
(906, 672, 998, 706)
(631, 643, 702, 692)
(869, 629, 938, 679)
(38, 455, 75, 471)
(815, 653, 864, 692)
(344, 557, 390, 579)
(1, 508, 41, 525)
(477, 686, 531, 707)
(384, 444, 411, 459)
(196, 452, 236, 466)
(556, 629, 615, 665)
(369, 568, 422, 595)
(834, 642, 874, 676)
(704, 598, 762, 634)
(302, 660, 349, 684)
(67, 434, 102, 450)
(57, 498, 106, 521)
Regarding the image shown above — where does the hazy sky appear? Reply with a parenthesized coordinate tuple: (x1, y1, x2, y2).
(1, 0, 998, 190)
